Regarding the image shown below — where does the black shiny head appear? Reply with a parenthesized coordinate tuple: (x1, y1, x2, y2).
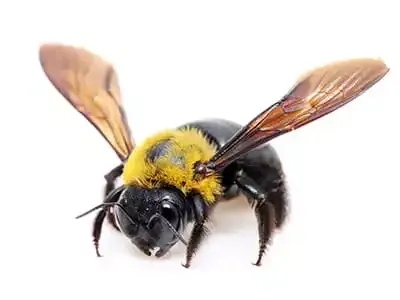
(114, 186, 189, 257)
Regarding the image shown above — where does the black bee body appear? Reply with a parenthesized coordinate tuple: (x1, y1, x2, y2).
(103, 118, 288, 266)
(39, 44, 389, 268)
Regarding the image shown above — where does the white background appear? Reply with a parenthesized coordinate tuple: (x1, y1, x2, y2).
(1, 0, 399, 298)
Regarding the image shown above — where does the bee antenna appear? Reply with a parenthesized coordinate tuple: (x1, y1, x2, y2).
(75, 185, 126, 219)
(111, 203, 138, 228)
(75, 202, 138, 232)
(149, 214, 188, 246)
(75, 203, 114, 219)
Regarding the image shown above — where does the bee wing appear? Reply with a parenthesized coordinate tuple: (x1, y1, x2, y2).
(39, 44, 135, 161)
(202, 58, 389, 174)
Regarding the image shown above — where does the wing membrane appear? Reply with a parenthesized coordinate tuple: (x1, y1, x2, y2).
(39, 44, 135, 161)
(203, 58, 389, 174)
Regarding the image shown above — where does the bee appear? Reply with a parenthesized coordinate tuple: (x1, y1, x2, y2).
(39, 43, 389, 268)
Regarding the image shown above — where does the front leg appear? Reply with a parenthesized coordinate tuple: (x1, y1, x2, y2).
(92, 192, 120, 257)
(235, 170, 276, 266)
(103, 164, 124, 230)
(91, 164, 125, 256)
(182, 194, 211, 268)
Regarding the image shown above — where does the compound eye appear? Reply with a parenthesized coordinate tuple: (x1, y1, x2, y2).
(160, 202, 179, 227)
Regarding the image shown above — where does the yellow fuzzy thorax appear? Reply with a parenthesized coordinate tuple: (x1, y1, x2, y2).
(122, 127, 223, 203)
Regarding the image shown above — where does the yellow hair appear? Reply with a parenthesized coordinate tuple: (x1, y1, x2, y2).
(122, 127, 223, 203)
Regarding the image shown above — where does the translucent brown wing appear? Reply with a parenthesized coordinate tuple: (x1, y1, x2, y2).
(196, 58, 389, 176)
(39, 44, 135, 161)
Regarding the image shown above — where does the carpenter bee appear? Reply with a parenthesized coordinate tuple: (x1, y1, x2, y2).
(39, 43, 389, 268)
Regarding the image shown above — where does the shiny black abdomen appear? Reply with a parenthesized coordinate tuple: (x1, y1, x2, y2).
(178, 118, 288, 227)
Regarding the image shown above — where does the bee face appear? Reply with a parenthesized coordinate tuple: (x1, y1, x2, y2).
(114, 186, 188, 257)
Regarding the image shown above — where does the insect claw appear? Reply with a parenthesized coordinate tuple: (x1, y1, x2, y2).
(94, 241, 102, 257)
(252, 261, 262, 267)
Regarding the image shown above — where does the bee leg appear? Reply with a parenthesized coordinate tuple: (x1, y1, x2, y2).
(103, 164, 124, 231)
(90, 164, 124, 257)
(182, 195, 210, 268)
(235, 171, 276, 266)
(92, 209, 107, 257)
(104, 164, 124, 194)
(252, 201, 276, 266)
(181, 222, 208, 268)
(92, 181, 123, 257)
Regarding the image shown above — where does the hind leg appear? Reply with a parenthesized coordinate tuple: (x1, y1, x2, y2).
(234, 166, 289, 266)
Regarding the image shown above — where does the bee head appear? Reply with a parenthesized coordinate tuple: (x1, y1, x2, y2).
(114, 186, 189, 257)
